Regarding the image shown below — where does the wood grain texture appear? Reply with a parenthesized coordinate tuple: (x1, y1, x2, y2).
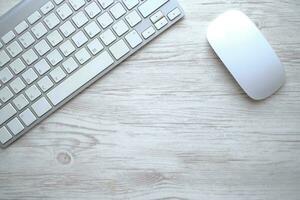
(0, 0, 300, 199)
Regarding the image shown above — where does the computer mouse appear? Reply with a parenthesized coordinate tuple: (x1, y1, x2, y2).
(207, 10, 285, 100)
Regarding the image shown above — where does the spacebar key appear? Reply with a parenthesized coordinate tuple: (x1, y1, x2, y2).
(47, 51, 114, 106)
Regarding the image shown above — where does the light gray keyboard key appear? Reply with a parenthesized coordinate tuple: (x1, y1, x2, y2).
(28, 11, 41, 24)
(41, 1, 55, 15)
(123, 0, 139, 10)
(98, 0, 114, 9)
(109, 39, 129, 60)
(19, 32, 35, 48)
(7, 41, 23, 57)
(69, 0, 85, 11)
(85, 2, 101, 18)
(57, 3, 73, 20)
(13, 94, 29, 110)
(32, 97, 52, 117)
(7, 118, 24, 135)
(0, 67, 14, 84)
(15, 21, 28, 34)
(0, 104, 17, 125)
(19, 108, 37, 126)
(10, 77, 26, 94)
(0, 127, 12, 144)
(0, 86, 14, 103)
(38, 76, 54, 92)
(44, 13, 60, 29)
(25, 85, 41, 101)
(62, 57, 79, 73)
(2, 31, 15, 44)
(47, 51, 114, 105)
(50, 66, 66, 83)
(0, 50, 10, 67)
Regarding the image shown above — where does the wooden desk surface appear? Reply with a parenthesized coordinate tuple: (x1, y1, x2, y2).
(1, 0, 300, 199)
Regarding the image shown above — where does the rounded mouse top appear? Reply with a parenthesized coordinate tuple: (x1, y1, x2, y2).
(207, 10, 285, 100)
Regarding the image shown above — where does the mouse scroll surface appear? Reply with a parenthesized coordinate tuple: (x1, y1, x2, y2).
(207, 10, 285, 100)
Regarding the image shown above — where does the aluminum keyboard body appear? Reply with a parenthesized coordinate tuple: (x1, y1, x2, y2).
(0, 0, 184, 148)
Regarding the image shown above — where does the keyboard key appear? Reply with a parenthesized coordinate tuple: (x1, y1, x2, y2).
(22, 68, 38, 84)
(7, 118, 24, 135)
(31, 97, 52, 117)
(123, 0, 139, 10)
(60, 40, 76, 57)
(25, 85, 41, 101)
(0, 50, 10, 67)
(47, 30, 63, 46)
(10, 58, 26, 74)
(47, 51, 114, 106)
(142, 26, 155, 39)
(50, 66, 66, 83)
(110, 3, 126, 19)
(109, 39, 129, 60)
(138, 0, 169, 18)
(31, 22, 47, 39)
(15, 21, 29, 34)
(22, 49, 38, 65)
(112, 20, 129, 36)
(125, 30, 143, 48)
(69, 0, 85, 11)
(2, 31, 16, 44)
(54, 0, 64, 5)
(20, 108, 37, 126)
(100, 29, 116, 46)
(57, 3, 73, 20)
(41, 1, 55, 15)
(19, 32, 35, 48)
(85, 2, 101, 19)
(27, 11, 42, 24)
(0, 87, 13, 103)
(34, 40, 51, 56)
(10, 77, 26, 94)
(87, 38, 104, 55)
(155, 17, 168, 30)
(98, 0, 114, 9)
(44, 13, 60, 29)
(62, 57, 79, 73)
(7, 41, 23, 57)
(47, 49, 63, 66)
(38, 76, 53, 92)
(0, 127, 12, 144)
(150, 11, 164, 23)
(84, 21, 101, 38)
(97, 12, 114, 29)
(72, 31, 88, 47)
(60, 21, 76, 37)
(125, 10, 142, 27)
(0, 103, 17, 125)
(34, 59, 51, 75)
(72, 11, 88, 28)
(0, 67, 13, 84)
(75, 48, 91, 64)
(168, 8, 181, 21)
(13, 94, 29, 110)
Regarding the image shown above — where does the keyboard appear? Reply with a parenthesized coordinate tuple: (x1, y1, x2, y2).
(0, 0, 184, 148)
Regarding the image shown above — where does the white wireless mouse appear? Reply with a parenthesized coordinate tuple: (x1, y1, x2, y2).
(207, 10, 285, 100)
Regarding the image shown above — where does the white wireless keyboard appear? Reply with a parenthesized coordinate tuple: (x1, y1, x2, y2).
(0, 0, 184, 148)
